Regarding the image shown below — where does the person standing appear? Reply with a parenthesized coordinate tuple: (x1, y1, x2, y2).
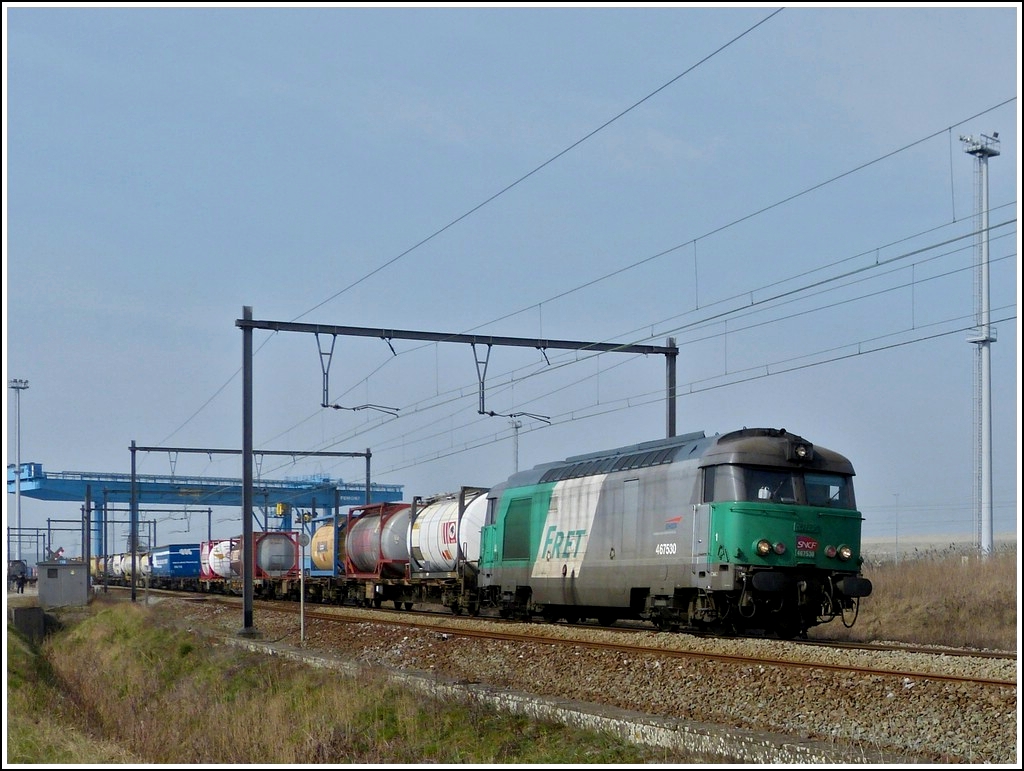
(16, 574, 26, 594)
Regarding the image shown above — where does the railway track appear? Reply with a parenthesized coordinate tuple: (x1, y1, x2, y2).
(183, 592, 1015, 690)
(136, 589, 1018, 763)
(109, 583, 1017, 667)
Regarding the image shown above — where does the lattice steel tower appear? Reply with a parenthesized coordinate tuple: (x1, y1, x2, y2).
(959, 132, 999, 557)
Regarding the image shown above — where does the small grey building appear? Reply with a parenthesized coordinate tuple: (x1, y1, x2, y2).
(36, 560, 90, 609)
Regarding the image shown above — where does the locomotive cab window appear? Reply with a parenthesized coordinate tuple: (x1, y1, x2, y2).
(704, 465, 796, 503)
(745, 469, 795, 502)
(704, 464, 856, 507)
(805, 473, 854, 509)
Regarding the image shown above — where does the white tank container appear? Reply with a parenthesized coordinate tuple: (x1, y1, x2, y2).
(409, 491, 487, 572)
(347, 506, 411, 574)
(208, 540, 240, 578)
(255, 532, 298, 577)
(121, 553, 147, 578)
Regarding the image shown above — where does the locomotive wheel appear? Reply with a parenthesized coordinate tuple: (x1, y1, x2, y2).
(373, 598, 382, 609)
(774, 618, 801, 640)
(404, 602, 414, 611)
(596, 614, 617, 627)
(393, 600, 402, 610)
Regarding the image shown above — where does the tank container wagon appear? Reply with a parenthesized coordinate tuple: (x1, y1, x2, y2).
(198, 532, 301, 598)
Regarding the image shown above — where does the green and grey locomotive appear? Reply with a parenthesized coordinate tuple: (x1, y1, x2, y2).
(477, 427, 872, 638)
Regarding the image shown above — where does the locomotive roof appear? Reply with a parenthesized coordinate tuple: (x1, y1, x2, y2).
(703, 427, 855, 474)
(500, 430, 713, 487)
(497, 427, 853, 488)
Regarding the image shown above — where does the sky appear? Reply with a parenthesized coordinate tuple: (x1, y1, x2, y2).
(3, 3, 1020, 561)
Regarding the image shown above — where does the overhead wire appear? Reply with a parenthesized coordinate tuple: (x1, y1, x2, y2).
(257, 186, 1017, 478)
(291, 7, 787, 324)
(151, 7, 786, 454)
(264, 246, 1016, 484)
(267, 215, 1016, 479)
(151, 39, 1016, 489)
(367, 307, 1017, 481)
(247, 205, 1019, 472)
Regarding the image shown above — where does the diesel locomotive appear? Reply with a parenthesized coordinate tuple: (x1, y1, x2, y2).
(477, 427, 872, 638)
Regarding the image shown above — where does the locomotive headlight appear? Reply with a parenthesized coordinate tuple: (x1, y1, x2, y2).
(756, 539, 773, 557)
(837, 544, 853, 561)
(773, 542, 787, 555)
(825, 545, 837, 559)
(787, 441, 814, 463)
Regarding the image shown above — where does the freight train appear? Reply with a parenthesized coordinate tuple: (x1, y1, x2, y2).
(92, 427, 872, 639)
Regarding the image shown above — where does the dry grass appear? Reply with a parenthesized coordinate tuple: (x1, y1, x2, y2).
(812, 544, 1018, 650)
(7, 601, 714, 764)
(5, 619, 145, 765)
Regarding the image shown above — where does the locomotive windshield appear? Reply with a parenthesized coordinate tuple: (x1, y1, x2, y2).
(704, 465, 855, 509)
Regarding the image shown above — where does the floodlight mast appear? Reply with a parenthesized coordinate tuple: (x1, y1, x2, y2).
(8, 379, 30, 561)
(959, 133, 999, 558)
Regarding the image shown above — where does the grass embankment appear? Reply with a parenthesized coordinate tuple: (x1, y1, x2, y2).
(5, 616, 143, 764)
(6, 602, 705, 764)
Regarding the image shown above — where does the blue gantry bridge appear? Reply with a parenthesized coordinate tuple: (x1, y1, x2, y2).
(7, 462, 404, 509)
(6, 462, 405, 561)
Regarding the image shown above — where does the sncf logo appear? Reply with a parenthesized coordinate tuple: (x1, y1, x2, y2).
(796, 536, 818, 552)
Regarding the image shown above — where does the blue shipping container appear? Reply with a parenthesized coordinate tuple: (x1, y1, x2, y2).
(149, 544, 202, 579)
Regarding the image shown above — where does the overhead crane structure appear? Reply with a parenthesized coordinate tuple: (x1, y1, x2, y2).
(5, 457, 405, 571)
(6, 461, 400, 509)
